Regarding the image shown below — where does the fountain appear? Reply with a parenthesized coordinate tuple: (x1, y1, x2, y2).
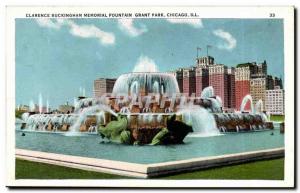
(201, 86, 214, 98)
(240, 94, 254, 113)
(18, 59, 274, 145)
(216, 96, 222, 107)
(29, 100, 35, 112)
(46, 99, 49, 113)
(178, 105, 220, 137)
(255, 99, 263, 113)
(112, 72, 180, 96)
(38, 93, 43, 114)
(19, 82, 273, 143)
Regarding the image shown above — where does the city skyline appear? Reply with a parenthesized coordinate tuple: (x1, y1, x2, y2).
(16, 18, 284, 107)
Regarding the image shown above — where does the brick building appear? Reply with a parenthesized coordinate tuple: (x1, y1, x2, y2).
(182, 68, 196, 96)
(235, 63, 254, 110)
(175, 68, 184, 93)
(196, 55, 214, 67)
(235, 60, 282, 111)
(178, 56, 236, 109)
(174, 55, 284, 113)
(195, 66, 209, 97)
(93, 78, 116, 98)
(208, 64, 229, 108)
(227, 67, 236, 110)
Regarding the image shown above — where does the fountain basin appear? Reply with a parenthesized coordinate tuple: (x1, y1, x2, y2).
(213, 113, 273, 132)
(19, 111, 273, 137)
(16, 127, 284, 164)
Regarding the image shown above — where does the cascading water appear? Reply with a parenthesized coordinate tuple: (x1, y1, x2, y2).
(161, 85, 165, 94)
(113, 55, 178, 96)
(255, 99, 263, 114)
(24, 113, 78, 132)
(73, 98, 79, 109)
(132, 55, 159, 73)
(207, 98, 222, 113)
(240, 94, 254, 113)
(79, 87, 86, 96)
(153, 81, 159, 94)
(82, 88, 86, 97)
(130, 81, 139, 95)
(178, 105, 220, 137)
(21, 112, 30, 122)
(29, 100, 35, 112)
(18, 54, 274, 139)
(201, 86, 214, 98)
(199, 86, 222, 113)
(46, 99, 49, 113)
(69, 104, 118, 134)
(74, 98, 100, 112)
(266, 111, 271, 121)
(216, 96, 222, 107)
(260, 112, 269, 122)
(120, 107, 131, 113)
(38, 93, 43, 114)
(112, 72, 179, 96)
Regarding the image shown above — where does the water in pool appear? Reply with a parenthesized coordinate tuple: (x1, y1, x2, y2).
(16, 128, 284, 164)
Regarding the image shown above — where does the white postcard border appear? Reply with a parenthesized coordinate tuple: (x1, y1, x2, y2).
(5, 6, 295, 188)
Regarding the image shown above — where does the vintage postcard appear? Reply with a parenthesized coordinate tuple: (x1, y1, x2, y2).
(6, 6, 295, 188)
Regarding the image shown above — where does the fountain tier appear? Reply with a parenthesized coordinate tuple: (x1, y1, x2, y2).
(112, 72, 180, 96)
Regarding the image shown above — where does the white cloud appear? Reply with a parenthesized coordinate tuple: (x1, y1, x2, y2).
(118, 19, 147, 37)
(133, 55, 158, 72)
(166, 19, 203, 28)
(35, 18, 115, 45)
(67, 20, 115, 45)
(213, 29, 237, 51)
(35, 18, 63, 29)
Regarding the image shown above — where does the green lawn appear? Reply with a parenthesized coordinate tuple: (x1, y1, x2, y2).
(15, 159, 128, 179)
(160, 158, 284, 180)
(270, 115, 285, 122)
(16, 158, 284, 180)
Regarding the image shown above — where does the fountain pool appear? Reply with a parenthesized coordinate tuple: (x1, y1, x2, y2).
(15, 70, 284, 177)
(16, 126, 283, 164)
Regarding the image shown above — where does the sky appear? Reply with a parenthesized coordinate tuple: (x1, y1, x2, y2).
(15, 18, 284, 108)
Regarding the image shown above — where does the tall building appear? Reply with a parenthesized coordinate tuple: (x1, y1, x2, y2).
(227, 67, 236, 109)
(266, 75, 275, 90)
(196, 56, 214, 67)
(208, 64, 229, 108)
(255, 60, 267, 75)
(194, 56, 212, 97)
(265, 86, 285, 115)
(178, 55, 236, 109)
(175, 68, 184, 93)
(235, 62, 258, 111)
(250, 75, 267, 110)
(274, 77, 283, 88)
(182, 68, 196, 96)
(175, 54, 284, 113)
(195, 66, 209, 97)
(235, 61, 283, 112)
(93, 78, 116, 98)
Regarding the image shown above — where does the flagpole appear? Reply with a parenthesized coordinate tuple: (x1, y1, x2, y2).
(197, 47, 201, 58)
(206, 45, 208, 57)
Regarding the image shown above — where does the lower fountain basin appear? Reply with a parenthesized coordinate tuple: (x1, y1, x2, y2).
(16, 126, 284, 164)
